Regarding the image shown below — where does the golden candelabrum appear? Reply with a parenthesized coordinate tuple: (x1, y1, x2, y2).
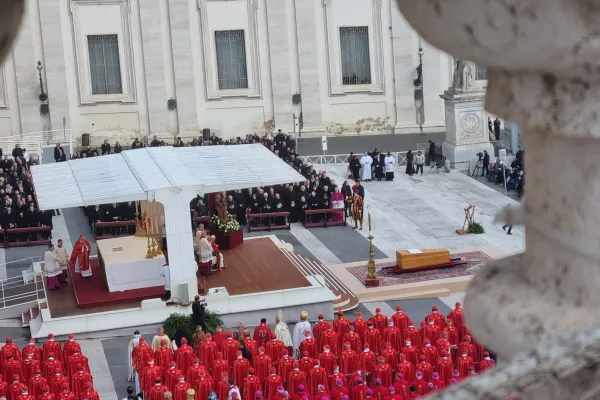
(151, 211, 161, 256)
(145, 236, 153, 259)
(134, 201, 145, 237)
(365, 207, 379, 282)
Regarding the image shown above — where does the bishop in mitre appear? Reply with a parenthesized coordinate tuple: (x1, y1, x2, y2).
(292, 311, 312, 357)
(127, 330, 142, 394)
(275, 310, 294, 355)
(151, 327, 171, 351)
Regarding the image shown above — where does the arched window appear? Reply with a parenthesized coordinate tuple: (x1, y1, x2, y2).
(476, 65, 488, 81)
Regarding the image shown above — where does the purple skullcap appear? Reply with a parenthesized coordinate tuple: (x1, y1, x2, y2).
(453, 370, 460, 375)
(298, 384, 304, 391)
(357, 378, 363, 384)
(388, 386, 395, 392)
(282, 392, 288, 399)
(342, 396, 348, 400)
(255, 391, 262, 399)
(318, 385, 324, 391)
(277, 386, 284, 392)
(451, 378, 458, 384)
(336, 379, 343, 386)
(415, 371, 423, 378)
(301, 397, 309, 400)
(366, 389, 372, 395)
(396, 372, 403, 379)
(427, 383, 434, 389)
(432, 372, 439, 379)
(375, 378, 381, 384)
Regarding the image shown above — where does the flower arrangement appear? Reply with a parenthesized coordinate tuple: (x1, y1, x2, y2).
(210, 213, 240, 235)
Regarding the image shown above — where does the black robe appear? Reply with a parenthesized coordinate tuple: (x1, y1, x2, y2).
(272, 198, 286, 225)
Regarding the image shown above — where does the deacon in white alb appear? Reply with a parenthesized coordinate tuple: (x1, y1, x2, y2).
(292, 311, 312, 358)
(360, 152, 373, 182)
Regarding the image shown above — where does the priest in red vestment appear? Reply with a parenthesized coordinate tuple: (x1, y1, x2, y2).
(147, 377, 168, 400)
(173, 376, 191, 400)
(265, 334, 284, 367)
(175, 338, 195, 374)
(381, 343, 397, 374)
(332, 311, 351, 339)
(8, 376, 26, 400)
(253, 347, 272, 384)
(212, 352, 229, 383)
(434, 332, 452, 360)
(313, 314, 331, 352)
(186, 359, 205, 388)
(299, 331, 318, 360)
(351, 312, 368, 342)
(371, 378, 388, 400)
(390, 306, 412, 337)
(80, 381, 100, 400)
(479, 351, 493, 372)
(359, 344, 377, 379)
(393, 373, 409, 399)
(28, 370, 46, 399)
(395, 355, 414, 384)
(422, 320, 440, 344)
(421, 339, 440, 366)
(350, 378, 368, 400)
(409, 371, 427, 396)
(70, 235, 92, 278)
(339, 343, 359, 377)
(446, 302, 465, 337)
(233, 350, 250, 390)
(400, 340, 418, 367)
(415, 356, 432, 382)
(63, 334, 80, 362)
(242, 368, 261, 400)
(328, 365, 345, 390)
(244, 331, 259, 359)
(277, 350, 293, 386)
(253, 320, 273, 348)
(21, 339, 41, 362)
(318, 346, 336, 375)
(2, 337, 21, 367)
(363, 324, 382, 355)
(213, 327, 227, 351)
(383, 322, 402, 351)
(287, 363, 306, 397)
(308, 361, 328, 396)
(430, 372, 445, 391)
(49, 368, 68, 397)
(164, 361, 182, 391)
(43, 335, 63, 364)
(216, 372, 230, 400)
(321, 327, 340, 357)
(37, 385, 55, 400)
(372, 357, 392, 388)
(57, 382, 75, 400)
(436, 351, 453, 385)
(458, 336, 478, 364)
(155, 340, 173, 380)
(425, 306, 446, 329)
(42, 355, 62, 383)
(455, 351, 474, 379)
(193, 370, 214, 400)
(132, 337, 154, 375)
(298, 352, 314, 377)
(67, 347, 90, 385)
(141, 360, 161, 396)
(199, 334, 217, 372)
(329, 379, 349, 400)
(402, 325, 422, 352)
(20, 353, 39, 384)
(369, 308, 388, 335)
(221, 333, 240, 370)
(4, 351, 23, 384)
(71, 364, 93, 399)
(264, 368, 283, 400)
(342, 326, 362, 354)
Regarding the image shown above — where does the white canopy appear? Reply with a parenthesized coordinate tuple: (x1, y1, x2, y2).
(31, 144, 305, 210)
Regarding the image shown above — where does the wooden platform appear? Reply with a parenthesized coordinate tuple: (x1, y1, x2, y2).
(201, 237, 311, 295)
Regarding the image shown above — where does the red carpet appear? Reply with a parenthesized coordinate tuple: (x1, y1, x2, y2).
(68, 258, 165, 308)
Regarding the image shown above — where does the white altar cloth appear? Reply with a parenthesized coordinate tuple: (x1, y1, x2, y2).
(98, 236, 165, 292)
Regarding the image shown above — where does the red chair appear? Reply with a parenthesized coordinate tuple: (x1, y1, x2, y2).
(197, 260, 212, 276)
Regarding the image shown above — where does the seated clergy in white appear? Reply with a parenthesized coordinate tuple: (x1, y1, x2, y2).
(197, 230, 213, 265)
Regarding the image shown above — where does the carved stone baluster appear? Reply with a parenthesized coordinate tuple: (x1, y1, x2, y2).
(395, 0, 600, 398)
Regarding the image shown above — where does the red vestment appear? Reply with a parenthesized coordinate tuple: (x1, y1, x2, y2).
(174, 344, 195, 373)
(458, 342, 478, 364)
(381, 348, 397, 373)
(434, 338, 452, 358)
(222, 339, 240, 370)
(455, 355, 474, 379)
(38, 392, 56, 400)
(409, 378, 427, 396)
(371, 385, 388, 400)
(321, 331, 340, 356)
(299, 339, 318, 360)
(339, 350, 359, 376)
(198, 340, 217, 371)
(8, 381, 26, 400)
(62, 340, 79, 363)
(253, 324, 273, 348)
(313, 321, 331, 351)
(447, 306, 466, 337)
(318, 352, 336, 375)
(290, 392, 311, 400)
(43, 359, 62, 381)
(372, 363, 392, 387)
(173, 381, 191, 400)
(369, 314, 388, 336)
(132, 342, 154, 373)
(2, 342, 22, 366)
(436, 358, 453, 385)
(363, 328, 382, 355)
(21, 344, 41, 362)
(49, 374, 68, 397)
(140, 365, 161, 395)
(425, 312, 446, 330)
(210, 241, 223, 270)
(147, 383, 168, 400)
(359, 351, 376, 376)
(154, 347, 173, 380)
(402, 328, 422, 351)
(71, 370, 92, 399)
(308, 366, 328, 396)
(400, 345, 418, 367)
(442, 326, 461, 347)
(213, 332, 227, 351)
(186, 364, 205, 388)
(164, 366, 182, 391)
(57, 388, 76, 400)
(342, 332, 362, 354)
(329, 386, 349, 400)
(252, 354, 272, 384)
(298, 357, 314, 377)
(415, 361, 433, 382)
(216, 380, 229, 400)
(4, 359, 23, 383)
(431, 378, 445, 391)
(328, 373, 346, 391)
(21, 358, 40, 384)
(277, 356, 293, 385)
(241, 375, 260, 400)
(212, 357, 229, 382)
(395, 359, 414, 382)
(264, 374, 283, 400)
(16, 392, 35, 400)
(421, 345, 440, 366)
(314, 391, 330, 400)
(265, 340, 284, 366)
(233, 357, 250, 389)
(332, 317, 351, 339)
(193, 375, 214, 400)
(244, 338, 259, 359)
(346, 372, 362, 391)
(67, 354, 90, 384)
(287, 370, 306, 396)
(391, 312, 413, 337)
(393, 379, 410, 399)
(0, 381, 7, 398)
(80, 388, 99, 400)
(479, 357, 492, 372)
(422, 324, 440, 344)
(69, 237, 92, 276)
(351, 319, 368, 343)
(350, 384, 368, 400)
(383, 327, 402, 351)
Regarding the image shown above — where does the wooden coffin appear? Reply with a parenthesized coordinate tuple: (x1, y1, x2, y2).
(396, 249, 451, 270)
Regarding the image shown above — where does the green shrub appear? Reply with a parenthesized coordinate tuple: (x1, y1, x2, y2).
(467, 221, 485, 234)
(163, 310, 224, 340)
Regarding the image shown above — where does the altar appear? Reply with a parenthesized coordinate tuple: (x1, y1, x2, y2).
(97, 236, 165, 292)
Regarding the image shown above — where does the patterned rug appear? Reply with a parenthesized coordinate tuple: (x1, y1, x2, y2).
(347, 251, 494, 287)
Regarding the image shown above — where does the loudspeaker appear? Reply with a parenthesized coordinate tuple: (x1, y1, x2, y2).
(202, 128, 210, 142)
(81, 133, 90, 147)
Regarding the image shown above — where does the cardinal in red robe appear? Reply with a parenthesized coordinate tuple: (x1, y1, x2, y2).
(383, 322, 402, 351)
(443, 320, 461, 348)
(212, 352, 229, 383)
(132, 337, 154, 375)
(141, 360, 161, 396)
(28, 370, 46, 399)
(299, 331, 318, 360)
(369, 308, 388, 335)
(80, 382, 99, 400)
(390, 306, 412, 337)
(222, 333, 241, 371)
(430, 372, 445, 391)
(37, 385, 55, 400)
(400, 340, 418, 367)
(199, 334, 217, 372)
(434, 332, 452, 360)
(308, 361, 328, 396)
(363, 324, 382, 356)
(175, 338, 195, 374)
(298, 352, 314, 378)
(70, 235, 92, 277)
(67, 347, 90, 385)
(1, 337, 21, 367)
(43, 335, 63, 365)
(42, 355, 62, 382)
(410, 371, 427, 396)
(458, 336, 478, 364)
(71, 365, 93, 400)
(264, 368, 283, 400)
(329, 378, 348, 400)
(422, 320, 440, 344)
(320, 328, 340, 357)
(164, 361, 182, 391)
(233, 350, 250, 390)
(253, 347, 272, 384)
(154, 340, 173, 380)
(287, 363, 306, 397)
(421, 339, 440, 366)
(402, 326, 422, 352)
(8, 377, 26, 400)
(21, 339, 40, 362)
(186, 359, 206, 388)
(327, 365, 345, 390)
(425, 306, 446, 329)
(479, 351, 493, 372)
(173, 376, 191, 400)
(393, 373, 410, 399)
(147, 377, 168, 400)
(62, 335, 80, 363)
(20, 353, 39, 384)
(57, 382, 75, 400)
(49, 368, 68, 397)
(359, 344, 377, 379)
(277, 350, 293, 386)
(436, 351, 453, 385)
(339, 343, 359, 377)
(446, 302, 466, 337)
(244, 331, 259, 359)
(395, 354, 414, 383)
(415, 356, 432, 382)
(193, 370, 214, 400)
(313, 314, 331, 351)
(242, 368, 261, 400)
(318, 346, 336, 375)
(216, 372, 230, 400)
(265, 334, 285, 367)
(342, 326, 362, 355)
(253, 320, 273, 348)
(4, 351, 23, 384)
(351, 313, 368, 343)
(332, 311, 351, 339)
(372, 357, 392, 388)
(455, 352, 474, 379)
(381, 343, 397, 374)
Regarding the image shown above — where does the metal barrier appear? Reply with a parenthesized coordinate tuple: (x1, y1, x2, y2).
(301, 151, 413, 167)
(0, 263, 46, 311)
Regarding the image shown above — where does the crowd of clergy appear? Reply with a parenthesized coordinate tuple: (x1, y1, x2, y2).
(128, 302, 496, 400)
(0, 333, 100, 400)
(0, 145, 52, 243)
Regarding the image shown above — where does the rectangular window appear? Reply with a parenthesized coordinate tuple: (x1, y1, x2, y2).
(215, 30, 249, 90)
(87, 34, 123, 95)
(476, 64, 487, 81)
(339, 27, 372, 85)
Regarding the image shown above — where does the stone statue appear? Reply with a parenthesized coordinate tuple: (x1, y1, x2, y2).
(451, 58, 476, 92)
(213, 192, 229, 223)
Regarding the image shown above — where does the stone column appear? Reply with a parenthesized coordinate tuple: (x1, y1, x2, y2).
(395, 0, 600, 398)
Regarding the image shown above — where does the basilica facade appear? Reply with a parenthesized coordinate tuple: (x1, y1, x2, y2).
(0, 0, 486, 144)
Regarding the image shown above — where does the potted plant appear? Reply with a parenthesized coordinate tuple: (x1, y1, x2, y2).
(163, 309, 224, 339)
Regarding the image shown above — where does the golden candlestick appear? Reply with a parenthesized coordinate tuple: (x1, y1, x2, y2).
(365, 207, 380, 287)
(145, 236, 153, 259)
(134, 202, 144, 237)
